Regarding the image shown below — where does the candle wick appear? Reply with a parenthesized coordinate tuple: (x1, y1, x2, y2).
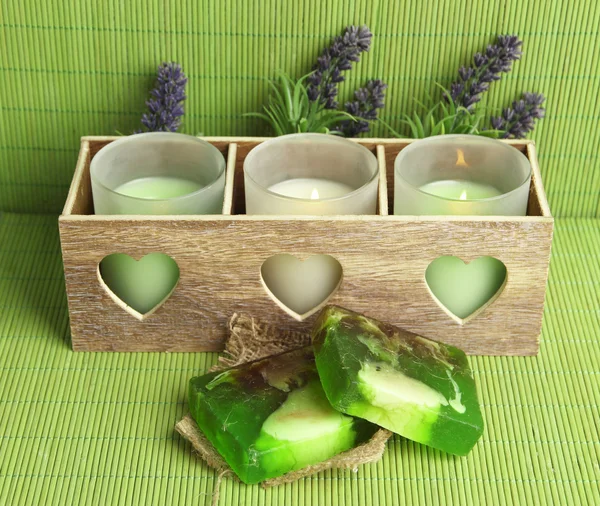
(310, 188, 319, 200)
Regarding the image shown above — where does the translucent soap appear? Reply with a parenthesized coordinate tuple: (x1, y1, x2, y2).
(312, 306, 484, 456)
(188, 347, 378, 484)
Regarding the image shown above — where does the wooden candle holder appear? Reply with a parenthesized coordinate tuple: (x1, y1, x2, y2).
(59, 136, 553, 355)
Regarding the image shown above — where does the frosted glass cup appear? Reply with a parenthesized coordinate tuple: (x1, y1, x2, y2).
(90, 133, 225, 317)
(91, 132, 226, 215)
(394, 135, 532, 322)
(394, 135, 531, 216)
(244, 133, 379, 215)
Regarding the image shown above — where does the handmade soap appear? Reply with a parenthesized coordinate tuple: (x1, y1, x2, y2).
(312, 306, 484, 456)
(188, 347, 378, 484)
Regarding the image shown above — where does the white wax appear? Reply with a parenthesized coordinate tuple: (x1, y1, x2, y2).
(268, 178, 355, 200)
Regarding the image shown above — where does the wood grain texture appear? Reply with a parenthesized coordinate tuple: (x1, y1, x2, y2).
(376, 145, 389, 216)
(62, 139, 92, 215)
(222, 142, 237, 215)
(527, 142, 552, 218)
(59, 136, 554, 355)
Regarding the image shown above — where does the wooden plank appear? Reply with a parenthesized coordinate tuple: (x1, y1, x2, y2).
(376, 145, 389, 216)
(222, 143, 237, 215)
(59, 216, 552, 355)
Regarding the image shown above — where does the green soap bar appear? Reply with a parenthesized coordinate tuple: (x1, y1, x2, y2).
(312, 306, 484, 456)
(188, 347, 378, 484)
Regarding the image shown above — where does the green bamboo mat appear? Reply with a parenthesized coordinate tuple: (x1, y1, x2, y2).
(2, 0, 600, 217)
(0, 212, 597, 505)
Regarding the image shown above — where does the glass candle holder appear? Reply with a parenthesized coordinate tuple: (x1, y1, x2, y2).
(90, 132, 225, 317)
(244, 133, 379, 215)
(91, 132, 226, 215)
(394, 135, 532, 322)
(394, 135, 531, 216)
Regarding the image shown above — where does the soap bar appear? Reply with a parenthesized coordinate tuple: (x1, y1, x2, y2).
(188, 347, 378, 484)
(312, 306, 484, 456)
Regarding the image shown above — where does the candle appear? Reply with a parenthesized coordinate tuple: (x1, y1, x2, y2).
(268, 178, 355, 200)
(91, 134, 225, 215)
(91, 133, 226, 316)
(244, 133, 378, 215)
(394, 135, 531, 320)
(394, 136, 530, 216)
(418, 180, 502, 201)
(243, 133, 378, 319)
(114, 176, 204, 200)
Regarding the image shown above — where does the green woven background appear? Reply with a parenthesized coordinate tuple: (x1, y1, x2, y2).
(2, 0, 600, 216)
(1, 1, 600, 505)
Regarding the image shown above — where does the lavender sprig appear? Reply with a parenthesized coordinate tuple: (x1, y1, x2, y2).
(491, 93, 546, 138)
(140, 62, 187, 132)
(340, 79, 388, 137)
(307, 25, 372, 109)
(449, 35, 523, 110)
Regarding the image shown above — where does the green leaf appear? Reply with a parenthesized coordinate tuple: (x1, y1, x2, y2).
(402, 115, 420, 138)
(431, 118, 444, 136)
(467, 116, 482, 134)
(310, 112, 347, 132)
(479, 129, 504, 139)
(378, 118, 405, 138)
(412, 112, 426, 138)
(242, 112, 273, 123)
(422, 103, 439, 137)
(267, 80, 286, 112)
(413, 98, 430, 111)
(272, 102, 290, 126)
(264, 107, 285, 136)
(292, 73, 312, 121)
(299, 85, 311, 119)
(279, 73, 294, 120)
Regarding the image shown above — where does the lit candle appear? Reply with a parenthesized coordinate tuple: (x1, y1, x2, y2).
(394, 139, 530, 216)
(418, 180, 502, 201)
(268, 178, 355, 200)
(91, 133, 226, 315)
(244, 134, 379, 215)
(243, 133, 379, 319)
(394, 135, 532, 320)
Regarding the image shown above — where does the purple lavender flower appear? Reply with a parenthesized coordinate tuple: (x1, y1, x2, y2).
(449, 35, 523, 110)
(307, 25, 372, 109)
(340, 79, 388, 137)
(140, 62, 187, 132)
(491, 93, 545, 138)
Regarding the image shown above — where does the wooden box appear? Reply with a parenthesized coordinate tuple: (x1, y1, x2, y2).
(59, 136, 553, 355)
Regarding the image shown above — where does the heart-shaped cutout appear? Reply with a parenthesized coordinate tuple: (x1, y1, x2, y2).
(425, 256, 507, 324)
(98, 253, 180, 320)
(261, 254, 343, 321)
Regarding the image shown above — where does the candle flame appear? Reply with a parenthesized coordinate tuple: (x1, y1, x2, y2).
(456, 149, 468, 167)
(459, 190, 468, 200)
(310, 188, 319, 200)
